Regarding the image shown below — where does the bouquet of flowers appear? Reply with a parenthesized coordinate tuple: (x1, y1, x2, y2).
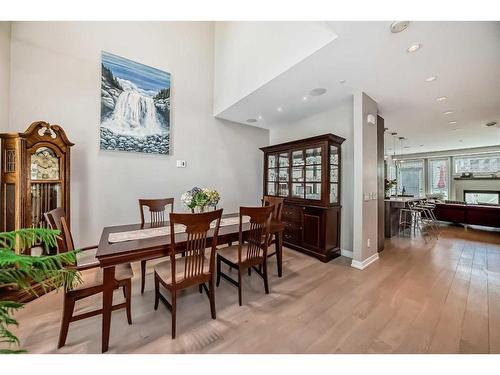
(181, 187, 220, 212)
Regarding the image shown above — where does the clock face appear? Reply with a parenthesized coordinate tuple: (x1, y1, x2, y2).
(31, 147, 60, 180)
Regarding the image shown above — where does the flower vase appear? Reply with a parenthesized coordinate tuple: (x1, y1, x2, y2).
(191, 206, 206, 213)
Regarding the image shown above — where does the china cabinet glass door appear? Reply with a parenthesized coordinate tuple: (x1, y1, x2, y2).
(330, 145, 339, 204)
(305, 147, 321, 200)
(267, 152, 290, 197)
(291, 150, 305, 198)
(267, 154, 277, 196)
(278, 153, 289, 197)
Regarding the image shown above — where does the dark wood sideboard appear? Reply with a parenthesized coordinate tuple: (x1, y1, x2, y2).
(260, 134, 345, 262)
(434, 203, 500, 228)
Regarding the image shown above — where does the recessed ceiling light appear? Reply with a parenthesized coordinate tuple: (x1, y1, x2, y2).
(302, 96, 308, 101)
(458, 139, 463, 142)
(443, 111, 454, 115)
(390, 21, 410, 33)
(309, 88, 327, 96)
(403, 146, 411, 149)
(246, 118, 257, 123)
(425, 76, 437, 82)
(406, 43, 422, 53)
(258, 115, 263, 120)
(436, 96, 448, 102)
(485, 121, 497, 127)
(339, 80, 346, 84)
(448, 121, 457, 125)
(419, 144, 424, 147)
(277, 107, 282, 112)
(450, 128, 462, 131)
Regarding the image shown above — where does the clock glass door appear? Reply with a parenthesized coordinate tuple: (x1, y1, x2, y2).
(30, 147, 62, 227)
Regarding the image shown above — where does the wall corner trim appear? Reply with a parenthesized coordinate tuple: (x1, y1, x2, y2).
(341, 249, 353, 258)
(351, 252, 379, 270)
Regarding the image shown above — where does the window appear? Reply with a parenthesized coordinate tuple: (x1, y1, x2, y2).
(397, 160, 424, 197)
(454, 154, 500, 175)
(428, 158, 450, 199)
(464, 190, 500, 205)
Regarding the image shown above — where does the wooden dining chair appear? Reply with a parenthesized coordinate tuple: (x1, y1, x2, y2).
(153, 209, 223, 339)
(44, 208, 133, 348)
(139, 198, 174, 294)
(262, 195, 283, 251)
(216, 206, 274, 306)
(45, 208, 100, 263)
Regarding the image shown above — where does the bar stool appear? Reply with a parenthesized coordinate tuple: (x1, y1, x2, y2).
(408, 201, 438, 238)
(414, 199, 440, 237)
(398, 208, 414, 236)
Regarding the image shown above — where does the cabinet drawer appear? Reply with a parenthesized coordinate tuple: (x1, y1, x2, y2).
(284, 220, 301, 232)
(283, 228, 300, 244)
(282, 204, 301, 222)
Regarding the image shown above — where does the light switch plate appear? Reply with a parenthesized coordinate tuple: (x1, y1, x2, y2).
(176, 160, 187, 168)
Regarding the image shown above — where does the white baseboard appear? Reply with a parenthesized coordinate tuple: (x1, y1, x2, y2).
(351, 252, 379, 270)
(340, 249, 353, 258)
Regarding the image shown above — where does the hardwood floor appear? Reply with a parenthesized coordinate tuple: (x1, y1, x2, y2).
(11, 225, 500, 354)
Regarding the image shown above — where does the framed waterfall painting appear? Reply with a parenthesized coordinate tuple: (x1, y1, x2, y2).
(100, 51, 170, 154)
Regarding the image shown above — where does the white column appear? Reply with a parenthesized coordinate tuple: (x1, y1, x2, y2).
(352, 92, 380, 270)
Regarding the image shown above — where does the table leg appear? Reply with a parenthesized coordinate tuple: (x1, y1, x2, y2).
(275, 231, 283, 277)
(102, 266, 115, 353)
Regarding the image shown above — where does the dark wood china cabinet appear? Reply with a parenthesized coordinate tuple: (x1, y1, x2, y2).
(260, 133, 345, 262)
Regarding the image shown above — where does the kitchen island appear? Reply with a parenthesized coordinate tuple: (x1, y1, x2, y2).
(384, 197, 421, 238)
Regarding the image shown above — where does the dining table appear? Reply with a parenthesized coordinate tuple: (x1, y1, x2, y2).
(95, 213, 285, 352)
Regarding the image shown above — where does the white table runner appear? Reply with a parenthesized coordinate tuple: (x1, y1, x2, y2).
(108, 216, 249, 243)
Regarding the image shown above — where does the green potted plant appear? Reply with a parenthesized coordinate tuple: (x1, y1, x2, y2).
(384, 178, 397, 198)
(0, 228, 80, 353)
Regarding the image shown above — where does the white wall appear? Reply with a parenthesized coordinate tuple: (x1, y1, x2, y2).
(352, 92, 378, 268)
(214, 21, 336, 116)
(0, 22, 10, 129)
(8, 22, 269, 246)
(269, 98, 354, 254)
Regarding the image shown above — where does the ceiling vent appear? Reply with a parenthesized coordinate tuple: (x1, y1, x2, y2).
(390, 21, 410, 33)
(309, 88, 327, 96)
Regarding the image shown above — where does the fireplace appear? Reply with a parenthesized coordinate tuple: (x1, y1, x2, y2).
(464, 190, 500, 205)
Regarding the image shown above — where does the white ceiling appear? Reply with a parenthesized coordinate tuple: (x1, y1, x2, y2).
(216, 21, 500, 154)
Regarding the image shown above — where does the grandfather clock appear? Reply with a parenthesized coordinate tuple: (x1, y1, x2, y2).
(1, 121, 73, 244)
